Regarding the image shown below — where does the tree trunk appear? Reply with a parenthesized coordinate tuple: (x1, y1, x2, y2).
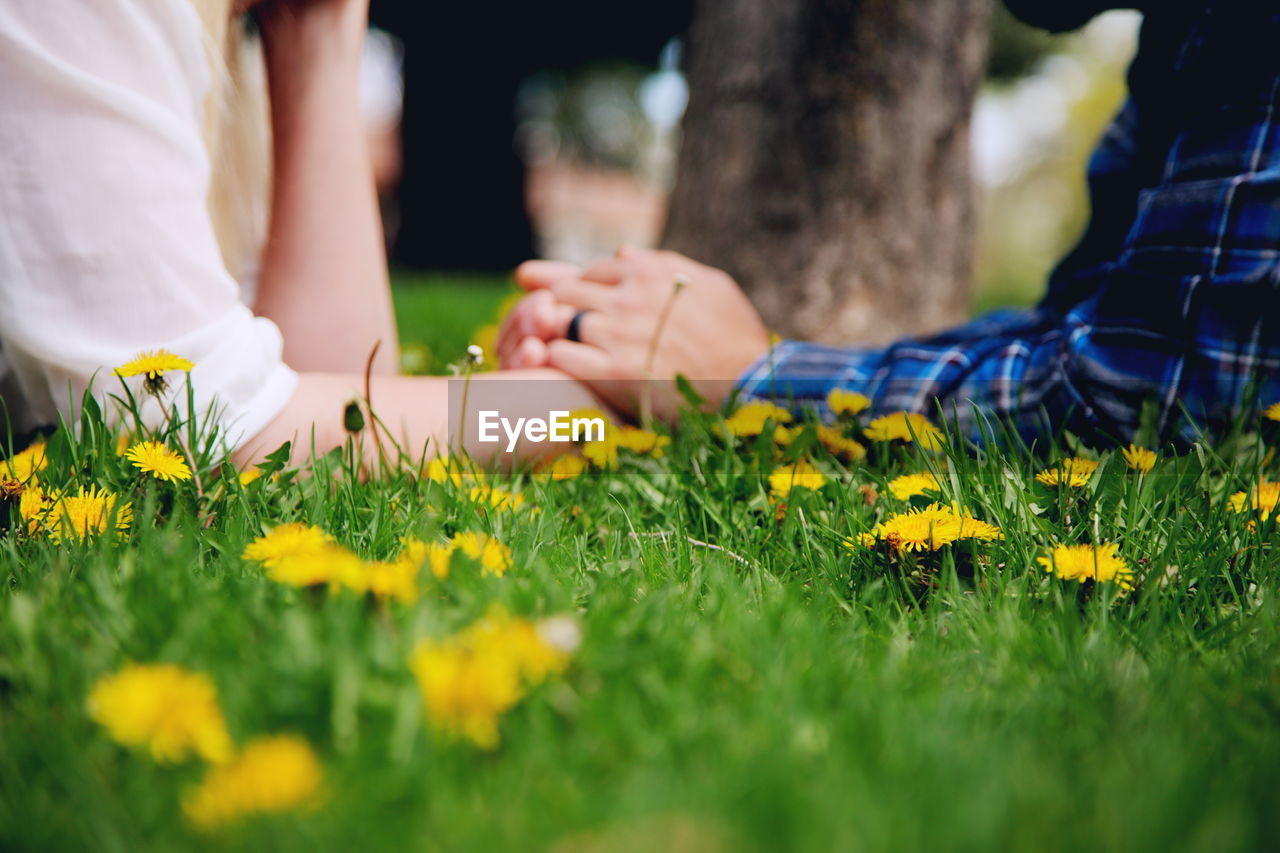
(663, 0, 991, 345)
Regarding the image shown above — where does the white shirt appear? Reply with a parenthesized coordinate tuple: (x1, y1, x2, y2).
(0, 0, 297, 447)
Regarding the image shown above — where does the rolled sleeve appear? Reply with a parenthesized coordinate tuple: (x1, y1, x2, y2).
(736, 309, 1074, 436)
(0, 0, 295, 448)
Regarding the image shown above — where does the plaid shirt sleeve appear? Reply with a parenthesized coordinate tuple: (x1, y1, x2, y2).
(738, 3, 1280, 443)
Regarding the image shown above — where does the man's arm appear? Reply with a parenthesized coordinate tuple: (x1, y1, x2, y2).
(495, 249, 1079, 437)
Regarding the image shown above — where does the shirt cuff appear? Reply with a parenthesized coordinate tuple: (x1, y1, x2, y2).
(214, 358, 298, 451)
(735, 339, 879, 410)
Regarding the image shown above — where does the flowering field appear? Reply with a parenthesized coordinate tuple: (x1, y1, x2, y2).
(2, 356, 1280, 852)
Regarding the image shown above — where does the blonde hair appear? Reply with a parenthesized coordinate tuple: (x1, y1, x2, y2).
(191, 0, 272, 293)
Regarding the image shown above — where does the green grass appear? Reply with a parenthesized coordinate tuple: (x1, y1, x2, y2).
(392, 271, 511, 373)
(2, 310, 1280, 852)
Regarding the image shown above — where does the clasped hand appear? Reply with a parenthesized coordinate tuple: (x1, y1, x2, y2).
(497, 248, 771, 420)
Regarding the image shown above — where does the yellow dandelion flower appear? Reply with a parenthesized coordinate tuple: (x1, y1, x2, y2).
(537, 453, 587, 480)
(568, 406, 612, 427)
(87, 663, 233, 764)
(340, 555, 419, 604)
(1264, 401, 1280, 422)
(0, 441, 47, 483)
(452, 531, 512, 576)
(1034, 457, 1099, 488)
(113, 432, 135, 456)
(827, 388, 871, 418)
(272, 543, 363, 588)
(183, 735, 323, 829)
(395, 533, 510, 583)
(115, 349, 194, 379)
(424, 456, 457, 485)
(870, 504, 963, 552)
(424, 455, 487, 487)
(722, 402, 793, 438)
(1122, 444, 1157, 473)
(427, 540, 459, 580)
(468, 486, 526, 512)
(571, 418, 642, 470)
(242, 523, 333, 569)
(398, 536, 454, 580)
(114, 349, 194, 394)
(396, 535, 428, 569)
(768, 459, 827, 499)
(1228, 481, 1280, 522)
(887, 471, 941, 501)
(565, 407, 613, 447)
(581, 428, 620, 469)
(817, 425, 867, 462)
(124, 440, 192, 483)
(863, 412, 944, 451)
(953, 511, 1004, 542)
(408, 611, 573, 749)
(238, 467, 263, 486)
(17, 484, 59, 534)
(858, 503, 1001, 553)
(773, 425, 798, 446)
(466, 609, 575, 684)
(368, 557, 421, 603)
(615, 427, 670, 458)
(1036, 542, 1133, 589)
(409, 640, 524, 749)
(45, 486, 132, 542)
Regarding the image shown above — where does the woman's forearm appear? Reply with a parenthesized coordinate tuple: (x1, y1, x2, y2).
(234, 370, 607, 468)
(253, 3, 399, 375)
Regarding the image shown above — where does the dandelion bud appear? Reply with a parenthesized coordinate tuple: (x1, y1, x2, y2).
(343, 400, 365, 434)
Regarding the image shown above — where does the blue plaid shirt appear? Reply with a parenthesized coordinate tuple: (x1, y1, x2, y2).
(738, 1, 1280, 444)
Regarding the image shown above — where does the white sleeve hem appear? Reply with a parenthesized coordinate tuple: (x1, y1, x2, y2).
(216, 360, 299, 452)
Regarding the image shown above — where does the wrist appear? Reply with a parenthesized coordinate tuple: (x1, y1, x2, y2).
(723, 328, 773, 384)
(256, 2, 366, 72)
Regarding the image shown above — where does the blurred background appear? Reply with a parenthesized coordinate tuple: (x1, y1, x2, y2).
(356, 4, 1141, 373)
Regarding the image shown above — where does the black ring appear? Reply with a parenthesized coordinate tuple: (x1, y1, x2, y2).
(566, 310, 589, 343)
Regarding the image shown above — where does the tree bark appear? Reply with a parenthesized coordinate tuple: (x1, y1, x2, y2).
(663, 0, 991, 345)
